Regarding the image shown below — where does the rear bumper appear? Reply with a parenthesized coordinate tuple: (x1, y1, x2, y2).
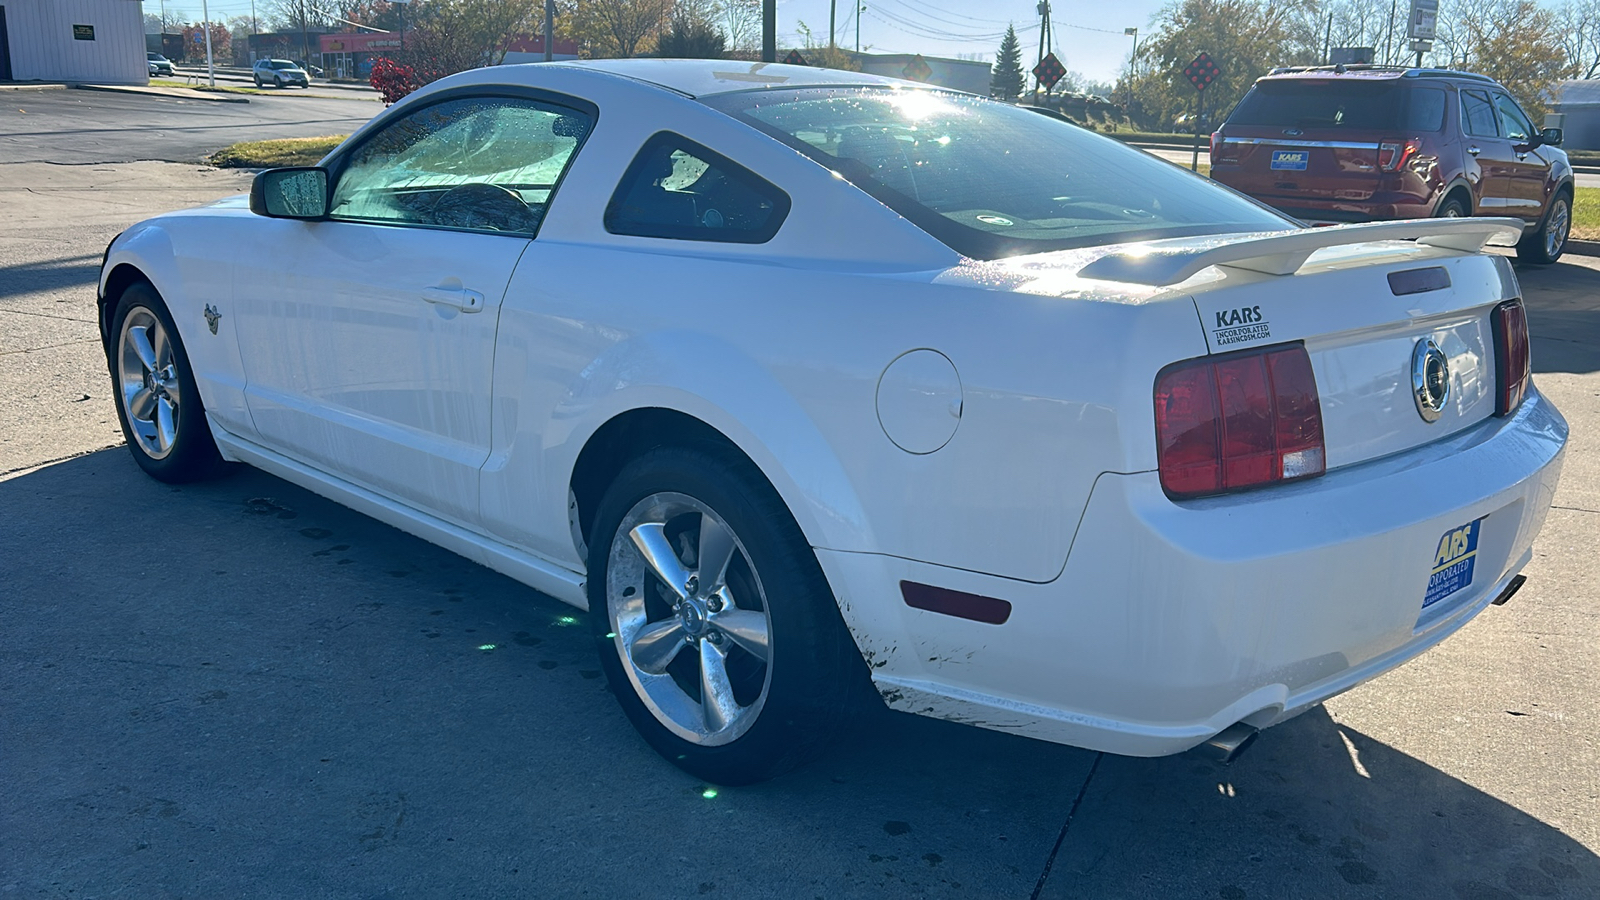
(820, 388, 1567, 756)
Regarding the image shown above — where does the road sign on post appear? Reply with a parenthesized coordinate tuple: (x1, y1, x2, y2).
(1183, 52, 1221, 171)
(782, 49, 807, 66)
(1032, 52, 1065, 93)
(1408, 0, 1438, 64)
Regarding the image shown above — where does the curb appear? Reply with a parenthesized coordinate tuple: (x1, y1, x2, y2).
(71, 83, 249, 104)
(1565, 239, 1600, 256)
(0, 82, 68, 91)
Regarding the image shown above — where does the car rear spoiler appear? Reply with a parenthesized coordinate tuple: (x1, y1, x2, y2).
(1077, 218, 1524, 286)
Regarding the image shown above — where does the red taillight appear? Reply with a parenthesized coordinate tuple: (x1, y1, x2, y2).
(1209, 131, 1223, 160)
(1492, 299, 1530, 416)
(1154, 343, 1326, 499)
(1377, 138, 1423, 171)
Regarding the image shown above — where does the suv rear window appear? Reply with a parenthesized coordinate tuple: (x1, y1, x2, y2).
(1228, 80, 1409, 131)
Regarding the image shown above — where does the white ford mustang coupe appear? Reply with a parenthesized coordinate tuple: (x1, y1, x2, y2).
(99, 60, 1567, 784)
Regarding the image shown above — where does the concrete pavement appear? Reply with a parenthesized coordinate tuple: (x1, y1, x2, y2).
(2, 151, 1597, 897)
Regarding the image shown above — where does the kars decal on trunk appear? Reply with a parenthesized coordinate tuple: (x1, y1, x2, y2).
(1209, 304, 1271, 348)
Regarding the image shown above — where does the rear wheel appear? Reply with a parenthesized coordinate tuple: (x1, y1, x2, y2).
(109, 282, 228, 483)
(1437, 195, 1468, 218)
(1518, 190, 1571, 265)
(587, 445, 864, 785)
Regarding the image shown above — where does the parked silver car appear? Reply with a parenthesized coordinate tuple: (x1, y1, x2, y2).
(252, 59, 310, 88)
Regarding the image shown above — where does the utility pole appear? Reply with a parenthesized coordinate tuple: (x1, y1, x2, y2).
(200, 0, 214, 86)
(857, 3, 863, 54)
(1124, 27, 1137, 111)
(544, 0, 554, 61)
(830, 0, 837, 49)
(1035, 1, 1051, 98)
(763, 0, 775, 62)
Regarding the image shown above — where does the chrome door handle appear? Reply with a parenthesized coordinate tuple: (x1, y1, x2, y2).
(1467, 145, 1481, 156)
(421, 286, 485, 313)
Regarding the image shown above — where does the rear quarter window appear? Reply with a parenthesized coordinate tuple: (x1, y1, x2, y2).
(1405, 87, 1447, 132)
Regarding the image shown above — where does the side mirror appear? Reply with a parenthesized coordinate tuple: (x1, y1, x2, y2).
(1540, 126, 1563, 147)
(250, 167, 329, 219)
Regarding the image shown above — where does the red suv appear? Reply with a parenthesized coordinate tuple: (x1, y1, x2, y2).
(1209, 66, 1574, 263)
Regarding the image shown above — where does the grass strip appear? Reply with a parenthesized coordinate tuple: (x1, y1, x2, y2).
(209, 135, 347, 168)
(1572, 186, 1600, 241)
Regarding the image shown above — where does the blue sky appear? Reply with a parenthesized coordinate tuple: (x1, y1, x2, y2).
(143, 0, 1164, 84)
(779, 0, 1160, 84)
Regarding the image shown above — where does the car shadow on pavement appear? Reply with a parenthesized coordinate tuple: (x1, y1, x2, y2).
(1040, 704, 1600, 899)
(3, 450, 1596, 899)
(0, 253, 103, 302)
(1515, 258, 1600, 375)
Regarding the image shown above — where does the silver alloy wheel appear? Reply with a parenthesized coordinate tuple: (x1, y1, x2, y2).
(116, 307, 181, 460)
(607, 491, 773, 746)
(1547, 196, 1571, 258)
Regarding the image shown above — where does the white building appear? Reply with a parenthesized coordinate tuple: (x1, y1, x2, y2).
(1, 0, 146, 84)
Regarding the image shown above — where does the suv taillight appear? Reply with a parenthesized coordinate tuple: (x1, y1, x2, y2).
(1377, 138, 1423, 171)
(1154, 343, 1326, 499)
(1492, 299, 1530, 416)
(1209, 131, 1223, 160)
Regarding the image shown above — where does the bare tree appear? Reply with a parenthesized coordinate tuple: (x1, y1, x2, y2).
(722, 0, 761, 51)
(1557, 0, 1600, 79)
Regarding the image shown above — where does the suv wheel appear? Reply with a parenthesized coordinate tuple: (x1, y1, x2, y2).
(1518, 190, 1571, 265)
(1437, 196, 1468, 218)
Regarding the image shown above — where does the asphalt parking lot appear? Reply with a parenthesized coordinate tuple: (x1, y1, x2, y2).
(1, 95, 1596, 898)
(0, 87, 380, 164)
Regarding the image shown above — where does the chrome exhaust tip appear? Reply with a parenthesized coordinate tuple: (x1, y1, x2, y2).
(1491, 574, 1527, 606)
(1198, 722, 1260, 765)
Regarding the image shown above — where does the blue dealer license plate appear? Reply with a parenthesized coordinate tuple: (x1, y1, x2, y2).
(1270, 150, 1309, 171)
(1423, 518, 1484, 609)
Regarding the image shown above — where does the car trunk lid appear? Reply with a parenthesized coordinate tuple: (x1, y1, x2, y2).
(1078, 218, 1525, 470)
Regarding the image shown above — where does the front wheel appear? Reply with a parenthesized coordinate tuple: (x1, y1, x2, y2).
(1518, 191, 1571, 265)
(1437, 196, 1468, 218)
(109, 283, 228, 483)
(587, 446, 865, 785)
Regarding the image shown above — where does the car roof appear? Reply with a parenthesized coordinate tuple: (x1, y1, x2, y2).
(543, 59, 918, 99)
(1259, 66, 1499, 87)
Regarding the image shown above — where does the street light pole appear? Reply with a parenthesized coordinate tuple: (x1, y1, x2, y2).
(200, 0, 214, 86)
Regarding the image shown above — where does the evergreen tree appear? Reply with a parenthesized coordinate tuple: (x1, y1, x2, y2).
(992, 25, 1026, 101)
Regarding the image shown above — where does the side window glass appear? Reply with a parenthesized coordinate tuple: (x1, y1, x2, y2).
(1405, 87, 1446, 132)
(330, 96, 592, 235)
(1493, 93, 1533, 143)
(605, 133, 791, 243)
(1460, 90, 1500, 138)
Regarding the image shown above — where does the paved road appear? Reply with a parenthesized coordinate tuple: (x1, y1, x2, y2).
(0, 87, 380, 164)
(2, 99, 1597, 897)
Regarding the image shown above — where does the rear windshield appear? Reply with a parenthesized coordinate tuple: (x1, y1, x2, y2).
(1227, 80, 1433, 131)
(703, 87, 1291, 260)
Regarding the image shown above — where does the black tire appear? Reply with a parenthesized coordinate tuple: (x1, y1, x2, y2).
(1437, 195, 1468, 218)
(587, 445, 867, 785)
(1518, 189, 1571, 265)
(107, 282, 228, 483)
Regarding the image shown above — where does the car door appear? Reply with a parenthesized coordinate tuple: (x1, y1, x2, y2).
(1492, 91, 1553, 225)
(232, 92, 594, 523)
(1459, 88, 1514, 213)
